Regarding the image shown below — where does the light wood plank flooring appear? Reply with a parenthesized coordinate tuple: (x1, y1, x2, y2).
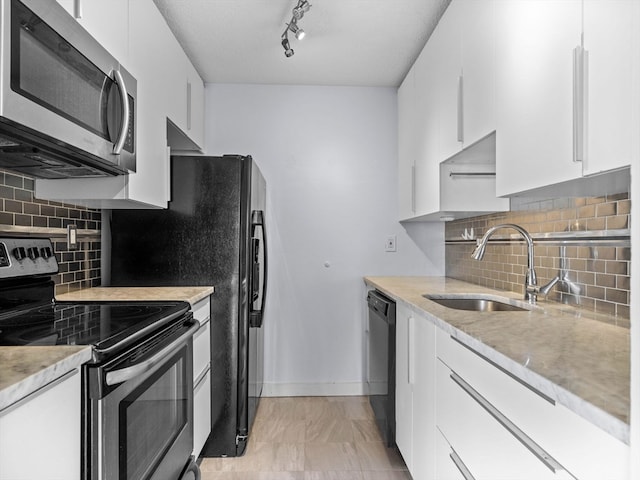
(199, 396, 411, 480)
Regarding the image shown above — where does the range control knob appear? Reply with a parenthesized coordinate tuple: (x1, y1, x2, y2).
(40, 246, 53, 259)
(12, 247, 26, 261)
(27, 247, 40, 260)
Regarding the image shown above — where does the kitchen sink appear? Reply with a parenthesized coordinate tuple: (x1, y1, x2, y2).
(423, 294, 531, 312)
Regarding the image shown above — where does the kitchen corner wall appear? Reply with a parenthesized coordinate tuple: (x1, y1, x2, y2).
(0, 169, 101, 295)
(205, 84, 445, 397)
(446, 192, 631, 324)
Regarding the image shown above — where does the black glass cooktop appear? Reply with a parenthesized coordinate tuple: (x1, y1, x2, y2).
(0, 301, 190, 350)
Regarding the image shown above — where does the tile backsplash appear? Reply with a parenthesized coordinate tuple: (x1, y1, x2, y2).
(446, 192, 631, 323)
(0, 170, 101, 294)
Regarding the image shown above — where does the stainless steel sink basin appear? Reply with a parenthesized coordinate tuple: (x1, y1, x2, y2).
(423, 294, 530, 312)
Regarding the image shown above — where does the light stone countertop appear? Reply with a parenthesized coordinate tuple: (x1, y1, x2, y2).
(56, 286, 214, 306)
(1, 286, 213, 413)
(364, 276, 630, 444)
(0, 346, 91, 411)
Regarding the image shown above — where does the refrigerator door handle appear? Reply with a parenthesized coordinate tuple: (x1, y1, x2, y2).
(249, 210, 267, 328)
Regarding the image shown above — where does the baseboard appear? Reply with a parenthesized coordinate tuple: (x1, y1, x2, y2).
(262, 382, 367, 397)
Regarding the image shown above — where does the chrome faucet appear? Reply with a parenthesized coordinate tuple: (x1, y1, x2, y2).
(471, 223, 558, 304)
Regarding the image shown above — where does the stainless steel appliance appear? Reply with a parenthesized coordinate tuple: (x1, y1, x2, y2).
(0, 0, 136, 178)
(367, 289, 396, 447)
(0, 237, 200, 480)
(110, 154, 267, 457)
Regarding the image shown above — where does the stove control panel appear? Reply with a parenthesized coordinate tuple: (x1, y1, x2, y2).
(0, 237, 59, 278)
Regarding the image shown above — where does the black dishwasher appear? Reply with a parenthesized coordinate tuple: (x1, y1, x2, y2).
(366, 289, 396, 447)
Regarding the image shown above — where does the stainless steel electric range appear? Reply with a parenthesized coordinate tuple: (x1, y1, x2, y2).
(0, 237, 201, 480)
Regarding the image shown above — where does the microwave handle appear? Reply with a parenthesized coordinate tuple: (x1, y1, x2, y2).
(112, 69, 130, 155)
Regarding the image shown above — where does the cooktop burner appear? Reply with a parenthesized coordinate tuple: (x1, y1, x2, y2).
(0, 301, 189, 348)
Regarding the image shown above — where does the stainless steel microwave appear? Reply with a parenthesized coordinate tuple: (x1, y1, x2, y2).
(0, 0, 136, 179)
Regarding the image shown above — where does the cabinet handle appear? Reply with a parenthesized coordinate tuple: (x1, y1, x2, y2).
(450, 372, 565, 474)
(73, 0, 82, 19)
(450, 448, 476, 480)
(408, 315, 415, 385)
(573, 42, 589, 164)
(187, 81, 192, 131)
(457, 74, 464, 143)
(0, 369, 78, 416)
(410, 165, 416, 213)
(450, 336, 555, 405)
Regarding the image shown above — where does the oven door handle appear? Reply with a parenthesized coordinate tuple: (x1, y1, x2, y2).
(105, 322, 200, 386)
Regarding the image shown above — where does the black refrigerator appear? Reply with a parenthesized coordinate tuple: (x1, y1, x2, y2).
(109, 155, 267, 457)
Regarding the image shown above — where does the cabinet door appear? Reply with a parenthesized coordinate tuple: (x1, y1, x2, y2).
(411, 316, 437, 480)
(461, 0, 496, 145)
(583, 0, 639, 175)
(397, 68, 417, 220)
(413, 41, 441, 217)
(430, 1, 463, 162)
(186, 60, 205, 150)
(495, 0, 583, 196)
(436, 428, 469, 480)
(0, 370, 81, 480)
(395, 303, 414, 470)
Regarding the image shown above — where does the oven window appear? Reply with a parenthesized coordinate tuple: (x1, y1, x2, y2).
(119, 349, 189, 480)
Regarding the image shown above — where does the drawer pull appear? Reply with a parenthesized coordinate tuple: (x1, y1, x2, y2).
(450, 448, 476, 480)
(450, 335, 555, 405)
(450, 372, 565, 474)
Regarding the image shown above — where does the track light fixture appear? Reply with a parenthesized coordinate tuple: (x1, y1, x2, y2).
(281, 0, 311, 57)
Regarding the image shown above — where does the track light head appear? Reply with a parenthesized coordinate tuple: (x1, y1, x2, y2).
(292, 1, 311, 20)
(288, 20, 305, 40)
(281, 35, 294, 57)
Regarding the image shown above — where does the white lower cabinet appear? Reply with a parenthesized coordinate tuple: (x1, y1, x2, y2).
(435, 328, 629, 480)
(395, 303, 436, 479)
(0, 369, 81, 480)
(192, 296, 212, 458)
(436, 359, 573, 480)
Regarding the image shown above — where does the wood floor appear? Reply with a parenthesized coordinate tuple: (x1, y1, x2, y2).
(199, 396, 411, 479)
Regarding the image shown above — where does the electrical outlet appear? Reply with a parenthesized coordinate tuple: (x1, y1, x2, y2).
(67, 224, 78, 250)
(385, 235, 397, 252)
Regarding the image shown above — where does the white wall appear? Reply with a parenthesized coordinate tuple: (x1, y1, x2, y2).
(631, 156, 639, 477)
(205, 84, 444, 396)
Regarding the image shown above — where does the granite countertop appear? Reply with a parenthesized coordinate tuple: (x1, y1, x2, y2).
(364, 276, 630, 444)
(1, 286, 214, 413)
(0, 346, 91, 411)
(56, 286, 214, 305)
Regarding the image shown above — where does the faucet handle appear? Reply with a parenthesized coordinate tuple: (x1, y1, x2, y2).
(537, 276, 561, 297)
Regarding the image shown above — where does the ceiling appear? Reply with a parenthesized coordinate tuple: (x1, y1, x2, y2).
(152, 0, 451, 88)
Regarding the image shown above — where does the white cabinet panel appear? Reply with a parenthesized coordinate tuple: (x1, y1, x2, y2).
(395, 303, 414, 470)
(0, 370, 81, 480)
(583, 0, 639, 175)
(193, 368, 211, 458)
(394, 304, 436, 480)
(495, 0, 583, 197)
(397, 68, 417, 220)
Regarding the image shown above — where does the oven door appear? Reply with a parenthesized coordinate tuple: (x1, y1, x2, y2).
(0, 0, 136, 172)
(87, 321, 199, 480)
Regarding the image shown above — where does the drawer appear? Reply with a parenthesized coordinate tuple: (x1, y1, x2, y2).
(192, 297, 211, 324)
(193, 320, 210, 381)
(436, 360, 571, 480)
(193, 367, 211, 458)
(437, 329, 629, 480)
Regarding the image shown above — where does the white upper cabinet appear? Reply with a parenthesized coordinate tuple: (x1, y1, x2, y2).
(56, 0, 129, 63)
(397, 0, 507, 222)
(583, 0, 639, 176)
(37, 0, 205, 208)
(495, 0, 638, 197)
(494, 0, 583, 197)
